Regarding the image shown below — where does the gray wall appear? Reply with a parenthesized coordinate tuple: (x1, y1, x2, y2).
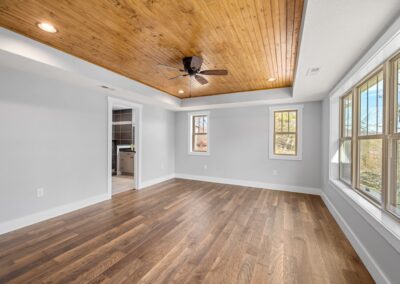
(175, 101, 322, 189)
(321, 97, 400, 283)
(141, 105, 175, 182)
(0, 66, 175, 223)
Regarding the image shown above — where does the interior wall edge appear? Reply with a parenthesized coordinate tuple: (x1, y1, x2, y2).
(0, 174, 324, 235)
(321, 191, 390, 284)
(175, 173, 321, 196)
(139, 174, 176, 190)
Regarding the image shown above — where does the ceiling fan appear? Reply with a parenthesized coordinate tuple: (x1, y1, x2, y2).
(159, 56, 228, 95)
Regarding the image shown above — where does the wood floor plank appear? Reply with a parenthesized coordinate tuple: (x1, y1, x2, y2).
(0, 179, 374, 283)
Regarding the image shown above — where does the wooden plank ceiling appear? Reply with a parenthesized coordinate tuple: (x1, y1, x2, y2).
(0, 0, 304, 98)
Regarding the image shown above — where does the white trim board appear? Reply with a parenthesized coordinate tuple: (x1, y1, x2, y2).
(321, 193, 390, 284)
(175, 173, 321, 195)
(0, 193, 109, 235)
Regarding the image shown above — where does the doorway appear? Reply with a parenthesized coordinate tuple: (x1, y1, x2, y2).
(108, 97, 142, 197)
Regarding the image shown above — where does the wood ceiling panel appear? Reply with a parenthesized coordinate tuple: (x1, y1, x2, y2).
(0, 0, 304, 98)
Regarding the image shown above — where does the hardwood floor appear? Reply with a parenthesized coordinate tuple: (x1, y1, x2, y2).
(112, 175, 135, 195)
(0, 179, 373, 283)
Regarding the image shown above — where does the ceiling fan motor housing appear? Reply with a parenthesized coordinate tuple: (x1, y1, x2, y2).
(183, 57, 199, 75)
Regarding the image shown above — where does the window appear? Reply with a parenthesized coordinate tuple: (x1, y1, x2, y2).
(188, 111, 209, 155)
(338, 50, 400, 220)
(269, 105, 303, 160)
(357, 71, 384, 202)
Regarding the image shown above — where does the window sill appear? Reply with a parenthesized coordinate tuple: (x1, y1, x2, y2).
(328, 179, 400, 254)
(188, 151, 209, 156)
(269, 154, 302, 161)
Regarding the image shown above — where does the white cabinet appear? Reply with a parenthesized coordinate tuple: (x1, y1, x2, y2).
(119, 152, 134, 175)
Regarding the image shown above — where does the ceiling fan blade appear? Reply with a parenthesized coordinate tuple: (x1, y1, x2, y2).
(158, 64, 184, 72)
(168, 74, 188, 80)
(195, 75, 208, 85)
(199, 69, 228, 75)
(190, 56, 203, 70)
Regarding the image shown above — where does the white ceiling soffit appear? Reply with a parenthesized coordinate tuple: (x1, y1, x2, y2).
(0, 27, 298, 110)
(293, 0, 400, 100)
(0, 28, 181, 110)
(330, 15, 400, 100)
(179, 88, 293, 111)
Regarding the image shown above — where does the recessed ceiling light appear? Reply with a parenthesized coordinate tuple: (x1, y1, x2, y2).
(37, 22, 57, 33)
(267, 77, 276, 82)
(178, 89, 184, 94)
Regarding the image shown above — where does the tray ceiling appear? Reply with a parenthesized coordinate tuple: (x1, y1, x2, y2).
(0, 0, 304, 98)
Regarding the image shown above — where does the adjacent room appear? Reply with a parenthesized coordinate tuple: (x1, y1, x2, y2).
(0, 0, 400, 283)
(111, 103, 137, 195)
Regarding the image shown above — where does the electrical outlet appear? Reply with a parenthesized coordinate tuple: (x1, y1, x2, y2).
(36, 187, 44, 198)
(273, 170, 278, 176)
(204, 164, 208, 170)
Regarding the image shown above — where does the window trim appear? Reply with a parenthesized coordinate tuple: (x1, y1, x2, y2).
(337, 50, 400, 222)
(269, 104, 303, 160)
(188, 111, 210, 156)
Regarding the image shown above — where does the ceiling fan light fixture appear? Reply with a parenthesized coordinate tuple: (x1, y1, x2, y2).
(37, 22, 57, 33)
(267, 77, 276, 82)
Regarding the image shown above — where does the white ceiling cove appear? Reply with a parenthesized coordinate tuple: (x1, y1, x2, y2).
(0, 0, 399, 110)
(293, 0, 400, 100)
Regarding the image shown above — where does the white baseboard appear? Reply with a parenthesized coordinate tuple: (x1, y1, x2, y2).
(0, 193, 109, 235)
(175, 173, 321, 195)
(139, 174, 175, 189)
(321, 193, 389, 284)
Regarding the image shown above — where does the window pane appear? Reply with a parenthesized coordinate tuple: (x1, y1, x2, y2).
(359, 139, 382, 202)
(343, 94, 352, 137)
(367, 76, 378, 134)
(282, 112, 289, 132)
(359, 72, 383, 136)
(339, 140, 351, 185)
(193, 134, 207, 152)
(389, 139, 400, 216)
(360, 85, 368, 135)
(274, 112, 282, 133)
(274, 134, 296, 155)
(289, 111, 297, 132)
(194, 116, 207, 134)
(194, 116, 200, 133)
(203, 116, 208, 133)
